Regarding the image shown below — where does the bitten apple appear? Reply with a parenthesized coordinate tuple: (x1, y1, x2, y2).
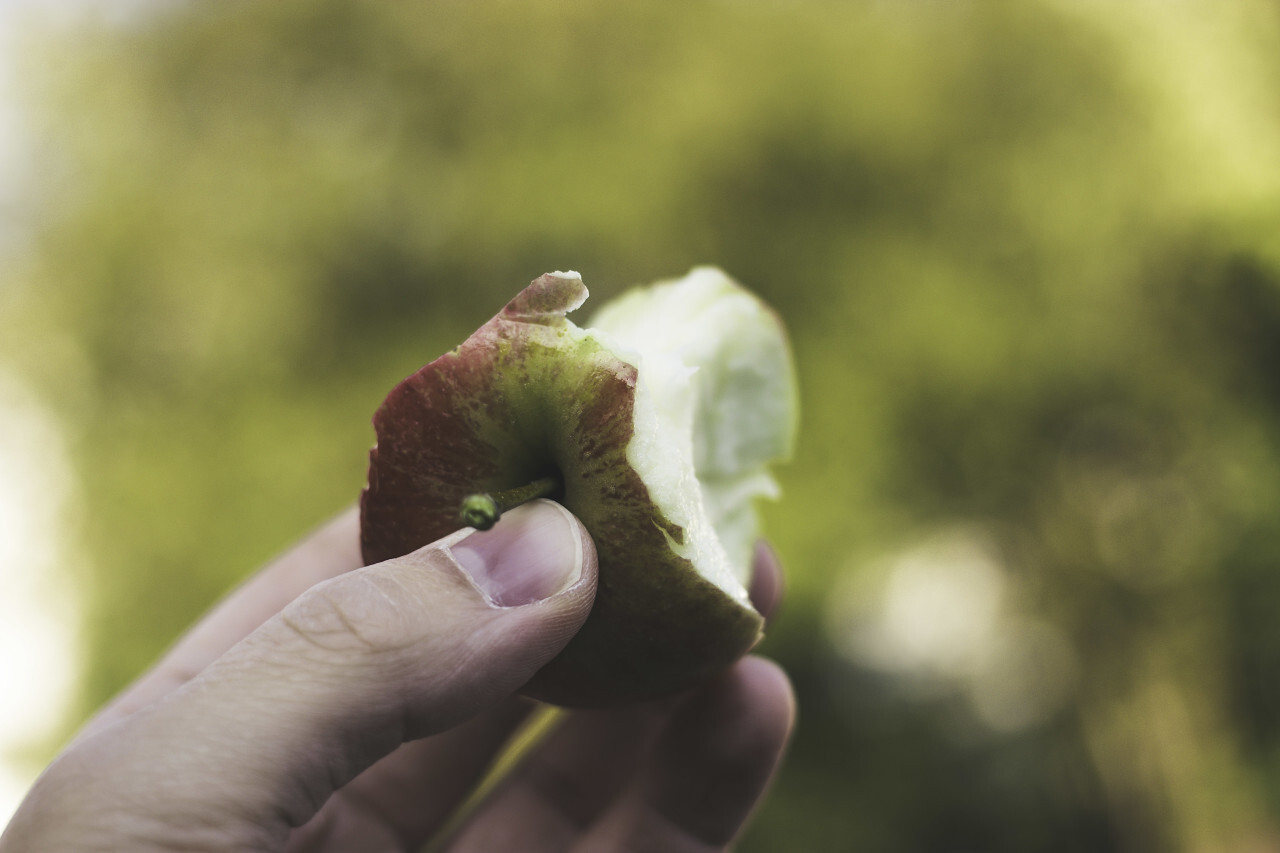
(360, 267, 797, 706)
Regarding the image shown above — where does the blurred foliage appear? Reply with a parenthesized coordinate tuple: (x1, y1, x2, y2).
(6, 0, 1280, 849)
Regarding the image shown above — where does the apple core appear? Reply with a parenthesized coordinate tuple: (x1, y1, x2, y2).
(360, 268, 796, 705)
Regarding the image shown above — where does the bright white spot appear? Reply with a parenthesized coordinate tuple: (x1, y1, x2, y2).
(2, 2, 164, 824)
(827, 528, 1078, 732)
(0, 764, 34, 830)
(828, 529, 1005, 677)
(880, 535, 1004, 675)
(0, 368, 82, 828)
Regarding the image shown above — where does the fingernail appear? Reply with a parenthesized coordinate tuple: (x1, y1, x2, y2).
(449, 499, 584, 607)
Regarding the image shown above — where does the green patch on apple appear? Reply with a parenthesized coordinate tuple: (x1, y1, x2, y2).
(360, 268, 797, 706)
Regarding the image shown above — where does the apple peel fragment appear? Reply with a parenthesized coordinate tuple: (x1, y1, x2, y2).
(360, 267, 797, 706)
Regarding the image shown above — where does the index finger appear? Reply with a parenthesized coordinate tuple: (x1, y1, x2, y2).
(77, 506, 362, 739)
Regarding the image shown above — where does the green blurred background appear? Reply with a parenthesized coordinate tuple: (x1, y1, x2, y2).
(5, 0, 1280, 849)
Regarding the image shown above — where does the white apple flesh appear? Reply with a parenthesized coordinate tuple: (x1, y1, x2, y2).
(586, 266, 798, 602)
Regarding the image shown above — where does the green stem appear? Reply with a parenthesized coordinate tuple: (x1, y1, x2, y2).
(419, 705, 567, 853)
(458, 474, 561, 530)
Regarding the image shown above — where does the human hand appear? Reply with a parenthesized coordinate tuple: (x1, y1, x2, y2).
(0, 499, 794, 852)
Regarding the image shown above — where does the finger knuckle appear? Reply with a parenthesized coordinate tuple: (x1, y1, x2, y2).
(279, 571, 419, 658)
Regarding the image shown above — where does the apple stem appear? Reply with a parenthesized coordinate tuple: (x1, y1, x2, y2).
(459, 475, 561, 531)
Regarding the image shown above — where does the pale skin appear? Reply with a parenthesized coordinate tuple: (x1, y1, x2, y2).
(0, 500, 794, 852)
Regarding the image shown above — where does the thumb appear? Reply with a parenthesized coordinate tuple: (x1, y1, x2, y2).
(20, 499, 595, 849)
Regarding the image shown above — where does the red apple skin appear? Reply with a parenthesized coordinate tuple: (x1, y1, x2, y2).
(360, 273, 763, 707)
